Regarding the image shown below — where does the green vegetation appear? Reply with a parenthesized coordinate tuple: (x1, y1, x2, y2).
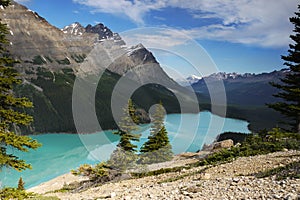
(216, 132, 249, 144)
(108, 147, 138, 171)
(158, 166, 209, 184)
(71, 54, 86, 63)
(0, 187, 59, 200)
(199, 128, 300, 166)
(44, 56, 53, 63)
(17, 177, 25, 191)
(268, 5, 300, 133)
(139, 102, 173, 164)
(71, 102, 174, 185)
(36, 67, 53, 79)
(15, 66, 183, 134)
(255, 160, 300, 180)
(107, 99, 141, 170)
(0, 187, 35, 200)
(56, 58, 71, 65)
(113, 99, 140, 152)
(71, 162, 111, 181)
(32, 55, 46, 65)
(0, 0, 41, 171)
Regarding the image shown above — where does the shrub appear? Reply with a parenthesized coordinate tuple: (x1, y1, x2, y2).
(107, 147, 138, 171)
(0, 187, 34, 200)
(199, 128, 300, 166)
(33, 55, 47, 65)
(56, 58, 71, 65)
(138, 144, 173, 165)
(71, 162, 111, 181)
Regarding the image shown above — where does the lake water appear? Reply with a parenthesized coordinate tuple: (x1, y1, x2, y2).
(0, 112, 250, 188)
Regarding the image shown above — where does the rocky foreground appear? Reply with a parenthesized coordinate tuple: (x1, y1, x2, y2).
(29, 150, 300, 200)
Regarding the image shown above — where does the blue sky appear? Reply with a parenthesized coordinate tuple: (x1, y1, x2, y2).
(16, 0, 298, 78)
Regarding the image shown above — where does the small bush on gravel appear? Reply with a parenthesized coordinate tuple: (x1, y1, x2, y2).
(71, 162, 111, 181)
(0, 187, 59, 200)
(255, 160, 300, 180)
(199, 128, 300, 166)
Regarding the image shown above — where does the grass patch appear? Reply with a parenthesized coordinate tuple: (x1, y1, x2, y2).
(131, 161, 201, 179)
(33, 55, 47, 65)
(56, 58, 71, 65)
(0, 187, 59, 200)
(45, 56, 53, 63)
(158, 166, 210, 183)
(198, 128, 300, 166)
(71, 54, 86, 63)
(255, 160, 300, 180)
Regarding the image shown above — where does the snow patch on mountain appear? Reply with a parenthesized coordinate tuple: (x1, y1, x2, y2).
(127, 43, 145, 56)
(62, 22, 85, 36)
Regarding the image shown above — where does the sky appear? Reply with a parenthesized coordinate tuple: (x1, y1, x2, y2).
(15, 0, 298, 79)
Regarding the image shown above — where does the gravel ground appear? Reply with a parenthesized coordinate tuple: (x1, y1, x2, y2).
(29, 150, 300, 200)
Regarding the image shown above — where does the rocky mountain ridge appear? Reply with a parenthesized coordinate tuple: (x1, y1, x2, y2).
(191, 69, 289, 131)
(0, 2, 153, 78)
(182, 69, 289, 86)
(0, 1, 196, 133)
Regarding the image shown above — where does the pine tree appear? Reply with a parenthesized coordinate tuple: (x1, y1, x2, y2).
(128, 99, 139, 124)
(108, 99, 140, 170)
(17, 177, 25, 190)
(268, 4, 300, 133)
(113, 99, 140, 152)
(139, 102, 173, 164)
(0, 0, 41, 171)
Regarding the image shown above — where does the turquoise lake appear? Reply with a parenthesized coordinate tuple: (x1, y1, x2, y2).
(0, 112, 250, 188)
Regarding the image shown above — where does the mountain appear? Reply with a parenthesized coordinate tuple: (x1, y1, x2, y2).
(192, 70, 288, 106)
(62, 22, 86, 36)
(177, 75, 202, 86)
(1, 1, 198, 134)
(191, 70, 290, 131)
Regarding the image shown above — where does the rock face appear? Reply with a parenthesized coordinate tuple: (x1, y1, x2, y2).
(0, 1, 198, 133)
(0, 1, 204, 95)
(1, 1, 184, 87)
(85, 23, 114, 40)
(202, 139, 234, 152)
(212, 139, 234, 151)
(1, 2, 95, 71)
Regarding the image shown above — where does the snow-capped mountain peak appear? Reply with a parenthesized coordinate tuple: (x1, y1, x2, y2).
(176, 74, 202, 86)
(62, 22, 85, 36)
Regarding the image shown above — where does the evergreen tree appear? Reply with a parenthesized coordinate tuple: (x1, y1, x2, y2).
(108, 99, 140, 171)
(0, 0, 41, 171)
(139, 102, 173, 164)
(268, 4, 300, 133)
(128, 99, 139, 124)
(17, 177, 25, 190)
(113, 99, 140, 152)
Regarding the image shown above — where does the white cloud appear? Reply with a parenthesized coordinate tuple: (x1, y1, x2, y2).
(122, 29, 189, 48)
(73, 0, 166, 25)
(73, 0, 299, 48)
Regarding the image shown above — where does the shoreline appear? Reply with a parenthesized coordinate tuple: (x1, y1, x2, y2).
(27, 111, 251, 136)
(27, 150, 300, 199)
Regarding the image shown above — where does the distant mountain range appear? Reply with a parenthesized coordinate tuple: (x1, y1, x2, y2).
(190, 70, 289, 131)
(1, 1, 197, 134)
(191, 70, 288, 106)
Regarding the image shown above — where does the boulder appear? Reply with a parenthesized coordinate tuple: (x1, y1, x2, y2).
(212, 139, 234, 151)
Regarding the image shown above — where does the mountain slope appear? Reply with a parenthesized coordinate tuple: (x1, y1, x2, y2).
(191, 70, 290, 131)
(1, 1, 198, 133)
